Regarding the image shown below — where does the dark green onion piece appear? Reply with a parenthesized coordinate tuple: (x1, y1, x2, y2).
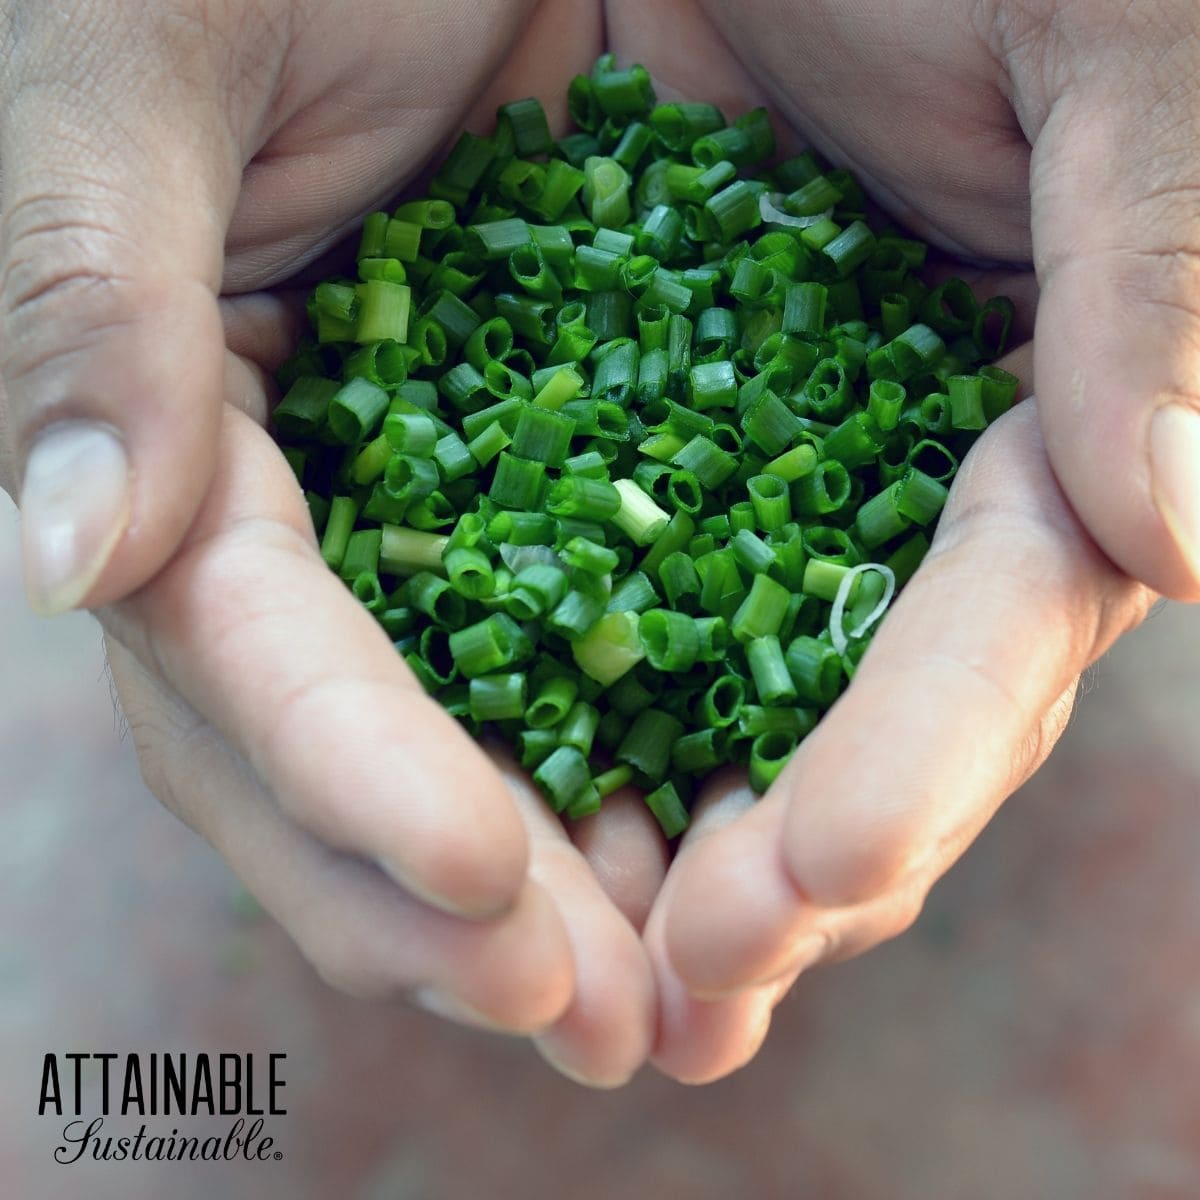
(497, 97, 553, 157)
(274, 377, 338, 438)
(557, 700, 601, 757)
(671, 728, 725, 775)
(448, 613, 532, 678)
(784, 635, 843, 706)
(519, 728, 560, 771)
(747, 635, 797, 705)
(644, 781, 690, 839)
(525, 676, 580, 729)
(638, 609, 700, 672)
(507, 563, 569, 619)
(748, 729, 797, 793)
(534, 746, 594, 814)
(548, 590, 606, 640)
(607, 570, 659, 614)
(489, 452, 546, 509)
(894, 468, 949, 525)
(616, 708, 684, 784)
(854, 482, 911, 550)
(469, 673, 528, 722)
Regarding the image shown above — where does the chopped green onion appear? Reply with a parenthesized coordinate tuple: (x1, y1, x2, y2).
(748, 730, 797, 793)
(274, 57, 1018, 831)
(616, 708, 684, 783)
(644, 781, 689, 838)
(571, 611, 644, 685)
(534, 746, 594, 814)
(448, 613, 533, 678)
(610, 478, 671, 545)
(469, 673, 528, 722)
(638, 608, 700, 671)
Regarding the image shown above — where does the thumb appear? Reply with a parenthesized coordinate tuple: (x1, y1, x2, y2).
(1026, 9, 1200, 602)
(0, 6, 245, 615)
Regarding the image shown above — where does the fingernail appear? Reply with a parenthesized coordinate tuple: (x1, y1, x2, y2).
(410, 986, 506, 1032)
(1150, 404, 1200, 581)
(19, 421, 130, 616)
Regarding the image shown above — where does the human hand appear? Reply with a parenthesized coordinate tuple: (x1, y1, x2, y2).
(628, 0, 1200, 602)
(0, 0, 664, 1086)
(602, 0, 1172, 1080)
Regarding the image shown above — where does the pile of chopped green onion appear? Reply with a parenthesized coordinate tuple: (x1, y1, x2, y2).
(272, 54, 1018, 838)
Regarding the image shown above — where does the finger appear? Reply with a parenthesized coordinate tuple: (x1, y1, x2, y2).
(646, 777, 949, 1083)
(664, 389, 1156, 996)
(0, 4, 250, 615)
(222, 0, 559, 291)
(105, 636, 573, 1033)
(1019, 7, 1200, 598)
(220, 291, 309, 377)
(102, 404, 529, 919)
(644, 780, 790, 1084)
(463, 0, 602, 134)
(491, 754, 657, 1088)
(567, 789, 670, 933)
(651, 965, 785, 1086)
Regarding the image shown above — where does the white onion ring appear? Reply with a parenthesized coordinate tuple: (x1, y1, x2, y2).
(498, 542, 561, 573)
(829, 563, 897, 657)
(758, 191, 834, 230)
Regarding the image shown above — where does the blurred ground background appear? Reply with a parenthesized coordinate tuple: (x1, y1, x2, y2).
(2, 492, 1198, 1200)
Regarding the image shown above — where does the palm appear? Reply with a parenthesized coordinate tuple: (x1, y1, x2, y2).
(217, 0, 601, 291)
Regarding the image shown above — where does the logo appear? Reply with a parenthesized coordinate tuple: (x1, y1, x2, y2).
(37, 1052, 287, 1165)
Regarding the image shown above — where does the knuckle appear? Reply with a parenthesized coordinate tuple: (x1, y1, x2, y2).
(122, 688, 204, 828)
(118, 680, 210, 829)
(300, 922, 395, 1001)
(1011, 677, 1079, 790)
(1123, 241, 1200, 330)
(257, 676, 358, 829)
(101, 627, 225, 835)
(311, 958, 385, 1001)
(845, 840, 911, 907)
(885, 885, 929, 942)
(0, 192, 140, 390)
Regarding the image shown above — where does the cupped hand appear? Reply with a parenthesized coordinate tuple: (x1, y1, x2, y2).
(612, 0, 1175, 1081)
(0, 0, 664, 1087)
(642, 355, 1155, 1082)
